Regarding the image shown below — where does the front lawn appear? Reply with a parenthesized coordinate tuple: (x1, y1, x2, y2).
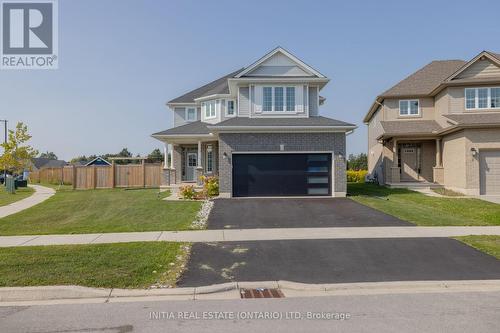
(0, 242, 186, 288)
(455, 236, 500, 259)
(348, 183, 500, 226)
(0, 186, 34, 206)
(0, 187, 202, 235)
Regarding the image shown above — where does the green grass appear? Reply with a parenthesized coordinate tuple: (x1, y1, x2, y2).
(0, 186, 34, 206)
(432, 188, 464, 197)
(0, 242, 185, 288)
(348, 183, 500, 226)
(0, 187, 202, 235)
(455, 236, 500, 259)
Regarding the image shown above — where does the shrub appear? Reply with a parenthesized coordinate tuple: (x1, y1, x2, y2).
(200, 175, 219, 198)
(347, 170, 368, 183)
(179, 185, 197, 200)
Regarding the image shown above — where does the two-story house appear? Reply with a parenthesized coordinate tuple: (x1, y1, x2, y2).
(365, 51, 500, 195)
(152, 47, 356, 198)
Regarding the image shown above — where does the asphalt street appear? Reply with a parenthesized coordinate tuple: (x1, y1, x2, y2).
(1, 291, 499, 332)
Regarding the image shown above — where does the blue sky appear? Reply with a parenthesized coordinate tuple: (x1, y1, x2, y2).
(1, 0, 499, 160)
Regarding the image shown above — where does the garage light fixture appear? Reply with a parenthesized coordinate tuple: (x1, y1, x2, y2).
(470, 147, 478, 157)
(223, 152, 228, 160)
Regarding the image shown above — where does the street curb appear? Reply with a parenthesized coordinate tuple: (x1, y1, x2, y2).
(1, 280, 500, 305)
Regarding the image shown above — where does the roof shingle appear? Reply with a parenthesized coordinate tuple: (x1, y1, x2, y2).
(380, 60, 466, 98)
(151, 121, 211, 136)
(209, 116, 356, 128)
(168, 69, 244, 104)
(444, 113, 500, 125)
(379, 120, 443, 137)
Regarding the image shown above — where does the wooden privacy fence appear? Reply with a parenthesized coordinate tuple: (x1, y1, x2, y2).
(30, 162, 163, 189)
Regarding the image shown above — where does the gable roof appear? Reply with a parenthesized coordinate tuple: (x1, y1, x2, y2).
(85, 157, 111, 166)
(168, 68, 244, 104)
(234, 47, 325, 78)
(444, 51, 500, 82)
(364, 50, 500, 123)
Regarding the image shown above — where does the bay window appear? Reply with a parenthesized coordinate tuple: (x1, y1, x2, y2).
(465, 87, 500, 110)
(203, 100, 216, 118)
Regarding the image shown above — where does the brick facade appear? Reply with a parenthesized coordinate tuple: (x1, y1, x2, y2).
(218, 132, 347, 197)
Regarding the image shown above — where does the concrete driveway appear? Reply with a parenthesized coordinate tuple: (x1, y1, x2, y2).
(207, 198, 412, 229)
(178, 238, 500, 287)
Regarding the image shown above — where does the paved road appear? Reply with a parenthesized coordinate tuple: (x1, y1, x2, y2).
(1, 291, 499, 332)
(179, 238, 500, 287)
(208, 198, 412, 229)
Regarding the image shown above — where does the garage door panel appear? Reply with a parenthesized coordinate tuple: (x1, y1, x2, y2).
(480, 150, 500, 195)
(232, 153, 331, 197)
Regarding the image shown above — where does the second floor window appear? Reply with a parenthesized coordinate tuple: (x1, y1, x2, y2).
(262, 86, 296, 112)
(399, 100, 419, 116)
(203, 100, 216, 118)
(186, 108, 196, 122)
(226, 100, 235, 116)
(466, 87, 500, 109)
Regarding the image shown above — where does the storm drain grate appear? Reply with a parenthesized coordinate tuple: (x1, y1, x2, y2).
(240, 288, 285, 299)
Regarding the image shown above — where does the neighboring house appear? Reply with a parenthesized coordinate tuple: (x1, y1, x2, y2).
(152, 47, 356, 197)
(85, 157, 111, 166)
(30, 158, 67, 171)
(365, 51, 500, 195)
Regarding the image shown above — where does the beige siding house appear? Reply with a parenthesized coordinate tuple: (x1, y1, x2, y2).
(365, 51, 500, 195)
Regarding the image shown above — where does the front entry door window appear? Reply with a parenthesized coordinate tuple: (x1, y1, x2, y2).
(186, 153, 197, 181)
(399, 143, 421, 182)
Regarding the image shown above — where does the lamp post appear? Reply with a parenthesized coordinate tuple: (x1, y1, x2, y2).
(0, 120, 7, 184)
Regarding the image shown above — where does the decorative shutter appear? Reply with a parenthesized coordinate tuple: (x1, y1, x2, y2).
(254, 85, 262, 113)
(295, 85, 304, 112)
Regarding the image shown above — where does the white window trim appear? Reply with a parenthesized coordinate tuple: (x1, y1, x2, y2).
(185, 107, 197, 122)
(399, 99, 420, 117)
(464, 87, 500, 110)
(262, 86, 297, 113)
(225, 99, 236, 117)
(202, 100, 217, 119)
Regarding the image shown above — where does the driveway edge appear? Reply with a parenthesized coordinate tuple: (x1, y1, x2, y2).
(1, 280, 500, 305)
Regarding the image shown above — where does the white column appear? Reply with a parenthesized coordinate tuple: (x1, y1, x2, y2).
(170, 144, 175, 169)
(163, 143, 168, 169)
(197, 141, 202, 168)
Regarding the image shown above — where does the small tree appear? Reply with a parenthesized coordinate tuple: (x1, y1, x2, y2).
(0, 122, 38, 174)
(39, 151, 58, 160)
(147, 148, 164, 163)
(347, 153, 368, 171)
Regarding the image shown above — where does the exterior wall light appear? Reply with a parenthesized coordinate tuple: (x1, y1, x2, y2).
(470, 147, 478, 157)
(223, 152, 228, 160)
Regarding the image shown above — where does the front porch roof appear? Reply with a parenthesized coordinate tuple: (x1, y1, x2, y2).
(151, 121, 215, 143)
(377, 120, 443, 140)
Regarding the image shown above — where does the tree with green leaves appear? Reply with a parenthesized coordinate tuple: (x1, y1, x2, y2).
(0, 122, 38, 174)
(147, 148, 164, 163)
(39, 151, 58, 160)
(347, 153, 368, 171)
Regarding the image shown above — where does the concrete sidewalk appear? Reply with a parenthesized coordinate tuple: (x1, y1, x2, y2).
(1, 226, 500, 247)
(1, 280, 500, 305)
(0, 185, 55, 219)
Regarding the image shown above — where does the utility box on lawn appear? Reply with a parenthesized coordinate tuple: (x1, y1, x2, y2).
(5, 176, 15, 194)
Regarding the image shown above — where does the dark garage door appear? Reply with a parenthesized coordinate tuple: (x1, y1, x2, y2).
(232, 153, 331, 197)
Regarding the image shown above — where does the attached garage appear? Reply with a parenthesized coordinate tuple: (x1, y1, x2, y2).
(480, 150, 500, 195)
(232, 153, 332, 197)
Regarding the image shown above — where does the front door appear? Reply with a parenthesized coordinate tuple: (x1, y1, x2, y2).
(400, 144, 420, 182)
(185, 152, 197, 181)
